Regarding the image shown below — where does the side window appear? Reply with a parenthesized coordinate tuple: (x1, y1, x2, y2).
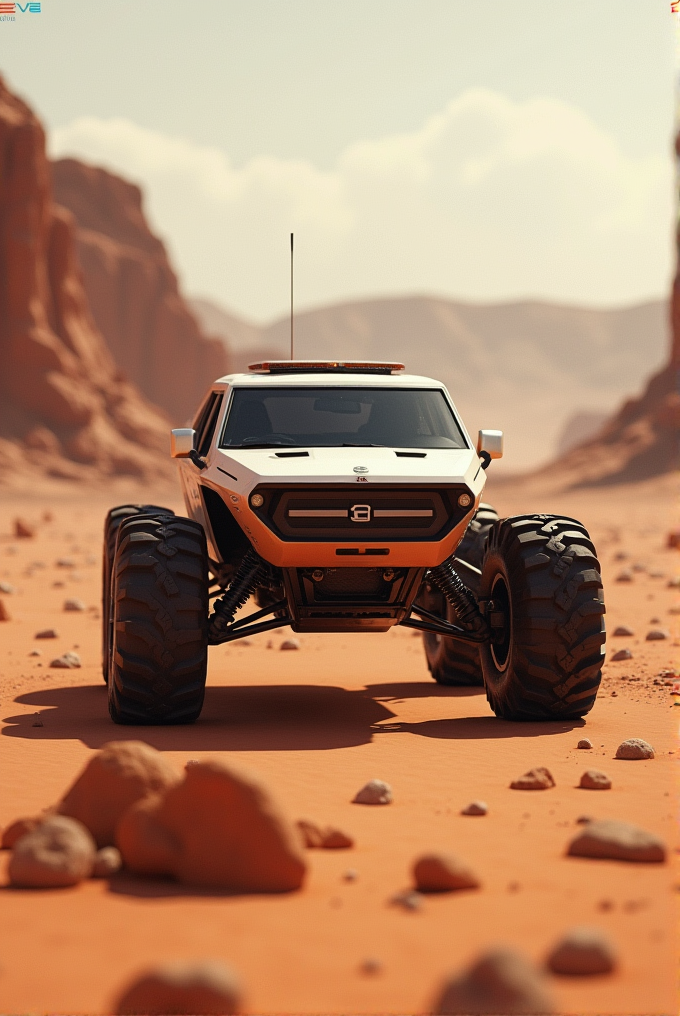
(196, 392, 224, 457)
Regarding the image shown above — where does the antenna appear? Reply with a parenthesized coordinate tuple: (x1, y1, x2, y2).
(290, 232, 294, 360)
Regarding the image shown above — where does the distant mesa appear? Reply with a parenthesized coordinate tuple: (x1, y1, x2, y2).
(0, 75, 172, 485)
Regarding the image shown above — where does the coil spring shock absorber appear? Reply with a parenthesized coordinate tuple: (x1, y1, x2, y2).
(428, 558, 489, 638)
(209, 548, 269, 640)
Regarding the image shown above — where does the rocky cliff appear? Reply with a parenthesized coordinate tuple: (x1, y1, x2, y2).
(0, 76, 173, 483)
(52, 159, 229, 424)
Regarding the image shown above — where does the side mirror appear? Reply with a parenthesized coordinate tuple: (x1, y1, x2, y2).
(171, 428, 196, 458)
(477, 429, 503, 469)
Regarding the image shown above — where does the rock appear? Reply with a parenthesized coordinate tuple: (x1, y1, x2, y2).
(579, 770, 612, 790)
(576, 816, 593, 825)
(510, 767, 555, 790)
(610, 648, 632, 661)
(615, 738, 654, 760)
(577, 738, 593, 749)
(35, 628, 58, 639)
(296, 819, 354, 849)
(413, 852, 480, 892)
(280, 638, 300, 650)
(613, 625, 634, 636)
(50, 651, 81, 669)
(32, 713, 43, 727)
(114, 960, 242, 1016)
(116, 758, 306, 891)
(92, 846, 123, 877)
(57, 741, 180, 848)
(359, 957, 383, 976)
(667, 576, 680, 588)
(615, 570, 633, 582)
(8, 815, 96, 887)
(352, 779, 393, 805)
(0, 581, 15, 593)
(567, 819, 666, 862)
(389, 889, 423, 911)
(646, 628, 670, 641)
(1, 815, 48, 849)
(546, 926, 617, 975)
(0, 599, 10, 621)
(63, 597, 86, 612)
(461, 800, 488, 816)
(667, 530, 680, 549)
(631, 562, 646, 573)
(343, 868, 358, 882)
(56, 558, 76, 568)
(29, 649, 41, 656)
(14, 518, 35, 539)
(433, 947, 556, 1015)
(52, 158, 230, 425)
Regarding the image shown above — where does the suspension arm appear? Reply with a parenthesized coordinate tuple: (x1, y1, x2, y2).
(402, 603, 490, 644)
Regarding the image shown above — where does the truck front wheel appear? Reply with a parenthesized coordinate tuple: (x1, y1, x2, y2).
(108, 514, 209, 725)
(480, 514, 605, 721)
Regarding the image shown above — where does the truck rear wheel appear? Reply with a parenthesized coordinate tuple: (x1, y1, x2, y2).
(101, 504, 175, 683)
(422, 504, 499, 686)
(480, 514, 605, 720)
(108, 514, 209, 725)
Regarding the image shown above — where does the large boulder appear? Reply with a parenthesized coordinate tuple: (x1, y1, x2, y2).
(57, 741, 180, 848)
(8, 815, 95, 888)
(434, 947, 556, 1015)
(114, 960, 242, 1015)
(117, 759, 306, 892)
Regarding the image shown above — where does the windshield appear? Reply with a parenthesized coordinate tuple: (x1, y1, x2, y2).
(219, 387, 468, 449)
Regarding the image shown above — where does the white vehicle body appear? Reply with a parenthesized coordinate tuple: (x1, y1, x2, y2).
(177, 368, 487, 570)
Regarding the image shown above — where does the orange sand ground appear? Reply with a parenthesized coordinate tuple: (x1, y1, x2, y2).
(0, 475, 678, 1016)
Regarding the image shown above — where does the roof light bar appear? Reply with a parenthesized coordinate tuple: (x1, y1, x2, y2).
(248, 360, 405, 375)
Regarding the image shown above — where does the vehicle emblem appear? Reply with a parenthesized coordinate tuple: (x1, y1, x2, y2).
(350, 504, 371, 522)
(353, 465, 369, 474)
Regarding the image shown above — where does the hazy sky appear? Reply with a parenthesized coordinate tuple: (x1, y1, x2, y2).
(1, 1, 676, 320)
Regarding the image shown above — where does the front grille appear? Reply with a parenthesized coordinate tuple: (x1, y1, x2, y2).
(250, 486, 468, 542)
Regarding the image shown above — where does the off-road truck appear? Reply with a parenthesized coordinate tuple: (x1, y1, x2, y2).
(102, 361, 606, 725)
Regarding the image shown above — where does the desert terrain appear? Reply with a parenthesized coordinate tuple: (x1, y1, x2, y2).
(0, 473, 677, 1016)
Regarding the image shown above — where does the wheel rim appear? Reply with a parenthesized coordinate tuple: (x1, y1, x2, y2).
(489, 573, 511, 671)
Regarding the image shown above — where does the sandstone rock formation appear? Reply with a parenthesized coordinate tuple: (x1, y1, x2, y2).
(0, 76, 173, 484)
(52, 159, 230, 423)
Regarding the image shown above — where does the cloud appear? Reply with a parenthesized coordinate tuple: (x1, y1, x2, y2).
(50, 88, 673, 320)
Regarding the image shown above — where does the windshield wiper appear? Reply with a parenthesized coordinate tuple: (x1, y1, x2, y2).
(341, 443, 385, 447)
(235, 440, 300, 448)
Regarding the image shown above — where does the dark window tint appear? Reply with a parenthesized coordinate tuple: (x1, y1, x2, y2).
(195, 392, 224, 456)
(219, 388, 467, 449)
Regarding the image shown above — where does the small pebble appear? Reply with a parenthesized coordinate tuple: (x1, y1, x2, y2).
(576, 816, 593, 825)
(0, 599, 10, 622)
(577, 738, 593, 749)
(29, 649, 41, 657)
(610, 649, 632, 661)
(32, 713, 43, 728)
(92, 846, 122, 877)
(579, 770, 612, 790)
(461, 800, 488, 816)
(390, 889, 423, 911)
(615, 738, 654, 760)
(413, 852, 480, 892)
(35, 628, 58, 639)
(63, 597, 86, 612)
(646, 629, 670, 641)
(359, 957, 382, 976)
(55, 558, 76, 568)
(510, 766, 555, 790)
(353, 779, 393, 805)
(615, 570, 633, 582)
(50, 651, 81, 669)
(14, 518, 35, 539)
(631, 562, 646, 573)
(546, 926, 617, 976)
(343, 868, 358, 882)
(612, 625, 634, 637)
(280, 638, 300, 650)
(0, 581, 15, 594)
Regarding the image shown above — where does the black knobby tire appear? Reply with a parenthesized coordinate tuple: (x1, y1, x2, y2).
(101, 504, 175, 683)
(108, 515, 209, 725)
(480, 514, 605, 720)
(422, 503, 499, 686)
